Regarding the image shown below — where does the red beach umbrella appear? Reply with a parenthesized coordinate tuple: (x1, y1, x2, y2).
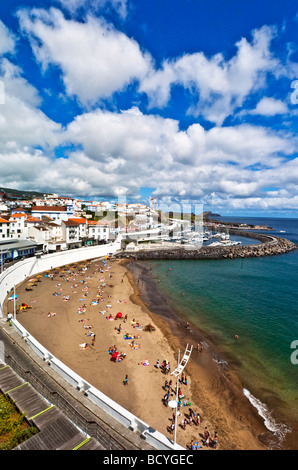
(116, 312, 122, 318)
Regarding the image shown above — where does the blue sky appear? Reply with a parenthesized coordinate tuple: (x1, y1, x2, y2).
(0, 0, 297, 217)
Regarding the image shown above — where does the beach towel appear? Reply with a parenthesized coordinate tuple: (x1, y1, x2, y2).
(139, 360, 150, 366)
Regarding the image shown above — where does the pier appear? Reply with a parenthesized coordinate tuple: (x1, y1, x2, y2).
(115, 231, 297, 260)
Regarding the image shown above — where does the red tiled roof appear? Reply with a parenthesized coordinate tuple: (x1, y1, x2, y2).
(32, 206, 67, 212)
(10, 213, 26, 218)
(68, 218, 87, 224)
(26, 216, 41, 222)
(63, 220, 80, 226)
(87, 220, 110, 226)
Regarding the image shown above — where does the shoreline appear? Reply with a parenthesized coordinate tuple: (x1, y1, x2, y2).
(124, 259, 269, 450)
(6, 256, 268, 450)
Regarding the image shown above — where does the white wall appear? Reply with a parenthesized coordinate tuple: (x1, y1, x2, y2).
(0, 241, 121, 317)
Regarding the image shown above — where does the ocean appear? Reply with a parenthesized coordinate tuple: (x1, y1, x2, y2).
(144, 217, 298, 450)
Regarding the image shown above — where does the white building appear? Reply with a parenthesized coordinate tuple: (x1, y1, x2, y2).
(31, 205, 69, 221)
(9, 213, 26, 238)
(68, 217, 88, 240)
(28, 225, 51, 244)
(0, 217, 10, 239)
(87, 220, 110, 242)
(44, 221, 63, 241)
(61, 220, 80, 247)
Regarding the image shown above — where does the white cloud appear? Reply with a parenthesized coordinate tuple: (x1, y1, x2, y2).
(61, 107, 297, 202)
(17, 8, 153, 105)
(0, 12, 297, 213)
(249, 97, 288, 116)
(0, 59, 62, 152)
(0, 101, 296, 210)
(140, 25, 281, 124)
(56, 0, 128, 18)
(0, 20, 16, 56)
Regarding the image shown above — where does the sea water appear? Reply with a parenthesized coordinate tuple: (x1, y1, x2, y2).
(147, 217, 298, 449)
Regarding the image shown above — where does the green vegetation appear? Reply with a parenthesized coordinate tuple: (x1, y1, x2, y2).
(0, 392, 39, 450)
(0, 186, 46, 199)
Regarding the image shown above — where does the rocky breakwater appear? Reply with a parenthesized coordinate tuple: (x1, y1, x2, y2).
(115, 232, 297, 261)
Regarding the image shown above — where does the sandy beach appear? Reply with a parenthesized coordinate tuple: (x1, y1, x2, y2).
(4, 256, 268, 450)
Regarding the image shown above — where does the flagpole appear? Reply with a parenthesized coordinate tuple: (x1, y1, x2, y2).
(174, 349, 180, 447)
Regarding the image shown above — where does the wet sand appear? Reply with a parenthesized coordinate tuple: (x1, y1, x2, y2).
(5, 257, 268, 450)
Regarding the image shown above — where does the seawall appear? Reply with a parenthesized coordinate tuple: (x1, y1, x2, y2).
(115, 231, 297, 260)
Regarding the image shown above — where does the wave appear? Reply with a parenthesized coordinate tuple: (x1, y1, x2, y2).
(243, 388, 291, 447)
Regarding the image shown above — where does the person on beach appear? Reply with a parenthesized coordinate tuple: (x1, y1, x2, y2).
(123, 375, 128, 386)
(168, 420, 175, 434)
(155, 359, 160, 369)
(164, 391, 171, 406)
(91, 334, 96, 346)
(204, 426, 210, 446)
(213, 431, 218, 449)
